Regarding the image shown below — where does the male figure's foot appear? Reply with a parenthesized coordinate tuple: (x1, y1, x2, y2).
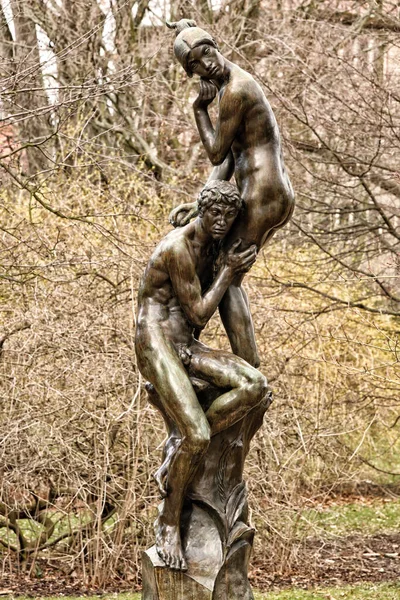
(153, 436, 181, 498)
(155, 516, 187, 571)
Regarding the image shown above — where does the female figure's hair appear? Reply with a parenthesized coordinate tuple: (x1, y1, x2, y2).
(167, 19, 218, 77)
(197, 180, 243, 216)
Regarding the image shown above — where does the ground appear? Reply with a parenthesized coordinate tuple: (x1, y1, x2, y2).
(1, 492, 400, 599)
(2, 586, 400, 600)
(251, 494, 400, 590)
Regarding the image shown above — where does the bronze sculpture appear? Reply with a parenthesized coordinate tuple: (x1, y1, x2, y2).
(136, 180, 266, 571)
(168, 19, 295, 368)
(137, 19, 294, 599)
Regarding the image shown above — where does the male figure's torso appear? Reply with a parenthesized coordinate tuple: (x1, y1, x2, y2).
(136, 225, 215, 348)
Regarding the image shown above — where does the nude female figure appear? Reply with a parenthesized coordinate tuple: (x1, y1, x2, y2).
(168, 19, 295, 368)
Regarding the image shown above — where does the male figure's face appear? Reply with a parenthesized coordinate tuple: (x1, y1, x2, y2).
(187, 44, 224, 80)
(201, 201, 239, 240)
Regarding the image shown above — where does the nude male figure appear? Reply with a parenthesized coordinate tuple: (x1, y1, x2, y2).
(168, 19, 295, 368)
(135, 180, 268, 570)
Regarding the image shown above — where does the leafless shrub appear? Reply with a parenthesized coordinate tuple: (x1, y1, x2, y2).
(0, 0, 399, 589)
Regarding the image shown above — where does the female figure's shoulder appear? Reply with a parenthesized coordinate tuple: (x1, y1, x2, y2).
(224, 64, 262, 104)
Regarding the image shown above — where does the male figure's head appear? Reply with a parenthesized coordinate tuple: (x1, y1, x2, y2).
(197, 180, 243, 240)
(167, 18, 225, 80)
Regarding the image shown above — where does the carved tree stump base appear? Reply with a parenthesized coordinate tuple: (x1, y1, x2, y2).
(142, 546, 212, 600)
(142, 529, 254, 600)
(142, 388, 272, 600)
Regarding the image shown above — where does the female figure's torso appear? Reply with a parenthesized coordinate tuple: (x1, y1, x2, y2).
(222, 66, 295, 248)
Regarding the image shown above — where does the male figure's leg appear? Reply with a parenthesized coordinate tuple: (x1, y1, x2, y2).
(138, 336, 210, 571)
(146, 383, 180, 499)
(147, 377, 213, 498)
(188, 340, 268, 436)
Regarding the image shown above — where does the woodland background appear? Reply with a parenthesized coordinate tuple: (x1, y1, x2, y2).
(0, 0, 399, 594)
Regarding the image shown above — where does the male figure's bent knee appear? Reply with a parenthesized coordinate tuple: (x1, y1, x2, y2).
(245, 371, 269, 407)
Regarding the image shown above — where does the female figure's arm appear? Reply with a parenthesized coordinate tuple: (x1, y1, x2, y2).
(193, 80, 245, 166)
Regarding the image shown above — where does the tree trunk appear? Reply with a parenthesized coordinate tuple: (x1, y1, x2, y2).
(8, 0, 52, 174)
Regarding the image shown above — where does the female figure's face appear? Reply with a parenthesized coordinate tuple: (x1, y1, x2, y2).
(187, 44, 225, 80)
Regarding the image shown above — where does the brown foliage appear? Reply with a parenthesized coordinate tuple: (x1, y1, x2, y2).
(0, 0, 399, 589)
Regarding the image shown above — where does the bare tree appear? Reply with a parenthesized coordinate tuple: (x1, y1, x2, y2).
(0, 0, 399, 591)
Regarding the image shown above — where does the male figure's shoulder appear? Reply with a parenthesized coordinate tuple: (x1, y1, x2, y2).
(157, 225, 194, 267)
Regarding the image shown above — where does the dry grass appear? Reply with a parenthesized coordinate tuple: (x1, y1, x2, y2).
(1, 166, 399, 586)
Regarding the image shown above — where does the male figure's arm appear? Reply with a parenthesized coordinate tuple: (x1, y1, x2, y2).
(166, 239, 256, 329)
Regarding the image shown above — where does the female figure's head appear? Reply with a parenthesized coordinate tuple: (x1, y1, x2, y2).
(167, 19, 223, 79)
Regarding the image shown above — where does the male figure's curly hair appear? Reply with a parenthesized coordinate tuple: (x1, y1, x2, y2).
(197, 180, 243, 216)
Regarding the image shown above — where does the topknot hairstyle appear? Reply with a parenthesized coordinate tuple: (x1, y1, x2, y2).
(167, 18, 219, 77)
(197, 180, 243, 216)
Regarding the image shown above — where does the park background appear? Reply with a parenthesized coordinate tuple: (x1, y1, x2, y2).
(0, 0, 399, 598)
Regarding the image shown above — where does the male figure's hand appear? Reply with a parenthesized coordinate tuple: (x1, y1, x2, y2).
(193, 79, 218, 109)
(224, 240, 257, 276)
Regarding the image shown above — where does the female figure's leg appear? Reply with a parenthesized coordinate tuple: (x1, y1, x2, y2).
(219, 174, 295, 366)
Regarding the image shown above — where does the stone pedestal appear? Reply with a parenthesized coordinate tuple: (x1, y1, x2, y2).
(142, 388, 272, 600)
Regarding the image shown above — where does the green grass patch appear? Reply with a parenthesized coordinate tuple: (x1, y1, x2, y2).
(256, 582, 400, 598)
(4, 584, 400, 600)
(0, 511, 119, 550)
(300, 499, 400, 538)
